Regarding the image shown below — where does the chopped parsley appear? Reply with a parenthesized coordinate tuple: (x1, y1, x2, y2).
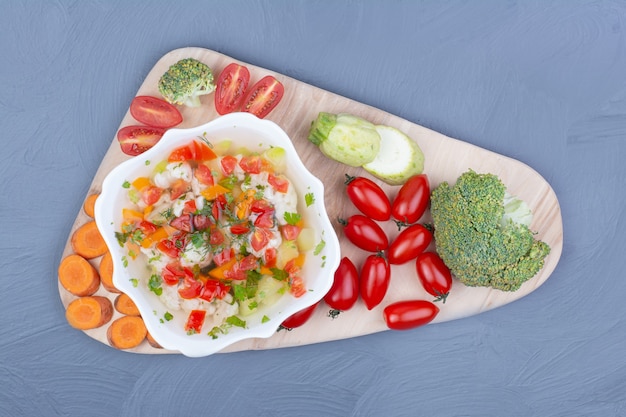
(305, 192, 315, 207)
(283, 212, 301, 225)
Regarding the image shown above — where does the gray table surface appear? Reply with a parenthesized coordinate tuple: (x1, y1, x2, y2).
(2, 1, 625, 416)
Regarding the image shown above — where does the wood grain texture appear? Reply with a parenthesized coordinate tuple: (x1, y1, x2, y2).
(58, 47, 563, 354)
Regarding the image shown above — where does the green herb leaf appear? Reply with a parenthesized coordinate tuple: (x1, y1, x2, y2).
(283, 212, 301, 226)
(305, 192, 315, 207)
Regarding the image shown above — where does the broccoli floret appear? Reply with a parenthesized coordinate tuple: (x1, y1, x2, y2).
(158, 58, 215, 107)
(430, 170, 550, 292)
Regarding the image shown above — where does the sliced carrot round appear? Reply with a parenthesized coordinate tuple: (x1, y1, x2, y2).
(107, 316, 147, 350)
(71, 221, 108, 259)
(146, 332, 163, 349)
(65, 296, 113, 330)
(99, 251, 120, 293)
(83, 193, 99, 218)
(114, 293, 141, 316)
(58, 254, 100, 296)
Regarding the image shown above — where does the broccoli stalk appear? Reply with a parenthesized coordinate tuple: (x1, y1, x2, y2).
(430, 170, 550, 292)
(158, 58, 215, 107)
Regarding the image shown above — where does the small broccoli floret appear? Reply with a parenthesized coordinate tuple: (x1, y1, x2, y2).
(158, 58, 215, 107)
(430, 170, 550, 292)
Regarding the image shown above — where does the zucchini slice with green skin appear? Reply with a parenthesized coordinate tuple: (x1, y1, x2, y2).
(363, 125, 424, 185)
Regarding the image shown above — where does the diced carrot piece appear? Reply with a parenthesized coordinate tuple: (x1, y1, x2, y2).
(200, 184, 230, 201)
(131, 176, 151, 190)
(208, 257, 238, 280)
(58, 254, 100, 296)
(65, 296, 113, 330)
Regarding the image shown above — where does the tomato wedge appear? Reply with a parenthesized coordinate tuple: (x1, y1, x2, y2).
(241, 75, 284, 118)
(215, 63, 250, 115)
(117, 125, 165, 156)
(130, 95, 182, 128)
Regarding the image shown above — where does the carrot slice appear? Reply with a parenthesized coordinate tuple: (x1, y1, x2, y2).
(114, 293, 141, 316)
(98, 251, 120, 293)
(65, 296, 113, 330)
(58, 254, 100, 296)
(146, 332, 163, 349)
(71, 221, 108, 259)
(83, 193, 99, 218)
(107, 316, 147, 350)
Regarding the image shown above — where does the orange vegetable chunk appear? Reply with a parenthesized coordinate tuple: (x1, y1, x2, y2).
(58, 254, 100, 296)
(98, 251, 120, 293)
(71, 221, 108, 259)
(107, 316, 147, 350)
(65, 296, 113, 330)
(114, 293, 141, 316)
(83, 193, 99, 218)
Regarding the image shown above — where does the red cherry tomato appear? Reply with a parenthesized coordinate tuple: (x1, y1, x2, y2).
(215, 63, 250, 115)
(383, 300, 439, 330)
(129, 95, 182, 128)
(416, 252, 452, 303)
(281, 301, 319, 329)
(360, 254, 391, 310)
(387, 224, 433, 265)
(241, 75, 284, 118)
(345, 175, 391, 221)
(340, 215, 389, 252)
(324, 257, 359, 311)
(391, 174, 430, 225)
(117, 125, 165, 156)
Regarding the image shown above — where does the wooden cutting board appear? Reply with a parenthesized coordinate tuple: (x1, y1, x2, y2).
(58, 47, 563, 354)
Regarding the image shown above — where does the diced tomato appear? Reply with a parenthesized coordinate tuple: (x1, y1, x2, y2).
(251, 228, 273, 252)
(281, 224, 301, 241)
(239, 155, 262, 174)
(250, 199, 273, 213)
(230, 223, 250, 235)
(161, 262, 191, 285)
(178, 275, 203, 299)
(239, 255, 259, 271)
(193, 214, 211, 231)
(183, 200, 197, 214)
(209, 228, 225, 245)
(141, 185, 163, 206)
(138, 220, 158, 235)
(194, 164, 214, 185)
(268, 173, 289, 193)
(184, 310, 206, 333)
(157, 238, 182, 258)
(289, 276, 306, 298)
(193, 140, 217, 161)
(213, 248, 234, 266)
(220, 155, 238, 175)
(168, 144, 195, 162)
(199, 280, 231, 302)
(170, 214, 193, 232)
(264, 247, 277, 268)
(169, 179, 189, 200)
(254, 211, 274, 229)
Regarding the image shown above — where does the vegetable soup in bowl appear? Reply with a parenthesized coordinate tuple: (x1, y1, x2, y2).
(95, 113, 340, 357)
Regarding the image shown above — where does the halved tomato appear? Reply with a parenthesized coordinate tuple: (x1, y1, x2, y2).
(215, 63, 250, 115)
(117, 125, 165, 156)
(130, 96, 183, 128)
(241, 76, 285, 119)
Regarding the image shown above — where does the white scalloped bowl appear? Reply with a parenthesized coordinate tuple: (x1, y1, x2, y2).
(95, 113, 340, 357)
